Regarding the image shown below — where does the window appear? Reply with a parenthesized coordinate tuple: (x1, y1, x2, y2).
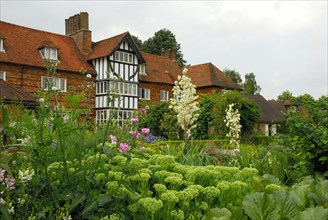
(96, 109, 134, 125)
(139, 64, 146, 74)
(96, 81, 109, 94)
(160, 90, 169, 101)
(0, 71, 5, 80)
(108, 81, 137, 96)
(139, 88, 150, 100)
(0, 39, 5, 52)
(96, 110, 109, 125)
(40, 47, 58, 60)
(41, 76, 66, 92)
(115, 51, 133, 64)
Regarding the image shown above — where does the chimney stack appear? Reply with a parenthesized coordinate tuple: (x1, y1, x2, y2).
(65, 12, 92, 54)
(161, 49, 177, 62)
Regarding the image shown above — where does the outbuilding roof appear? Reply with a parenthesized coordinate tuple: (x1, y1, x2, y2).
(186, 63, 240, 90)
(0, 80, 38, 107)
(243, 94, 285, 123)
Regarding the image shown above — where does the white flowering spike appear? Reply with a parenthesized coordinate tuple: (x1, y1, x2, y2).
(224, 103, 242, 150)
(86, 74, 92, 78)
(170, 68, 199, 140)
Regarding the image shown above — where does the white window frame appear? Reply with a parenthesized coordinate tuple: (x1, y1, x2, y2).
(96, 109, 134, 125)
(108, 81, 138, 96)
(0, 39, 5, 52)
(96, 81, 109, 95)
(40, 47, 58, 60)
(41, 76, 67, 92)
(96, 110, 109, 125)
(139, 88, 150, 100)
(0, 71, 6, 80)
(160, 90, 169, 101)
(115, 51, 133, 64)
(139, 64, 146, 75)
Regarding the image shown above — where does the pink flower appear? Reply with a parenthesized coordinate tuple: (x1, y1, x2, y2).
(109, 135, 117, 144)
(4, 177, 15, 190)
(140, 108, 147, 115)
(131, 118, 138, 123)
(141, 128, 150, 135)
(132, 130, 140, 137)
(118, 143, 130, 153)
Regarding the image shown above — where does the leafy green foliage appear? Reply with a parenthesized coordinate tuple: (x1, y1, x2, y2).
(223, 68, 243, 86)
(193, 94, 215, 140)
(297, 206, 328, 220)
(140, 28, 186, 66)
(243, 72, 261, 95)
(242, 192, 279, 220)
(211, 90, 260, 139)
(284, 95, 328, 174)
(140, 101, 180, 139)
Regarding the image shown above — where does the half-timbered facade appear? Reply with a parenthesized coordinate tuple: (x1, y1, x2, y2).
(1, 11, 243, 126)
(87, 32, 145, 124)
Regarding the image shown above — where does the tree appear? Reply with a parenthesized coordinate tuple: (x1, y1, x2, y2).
(223, 68, 242, 86)
(211, 90, 260, 139)
(277, 90, 295, 102)
(132, 35, 143, 49)
(284, 95, 328, 174)
(243, 72, 261, 94)
(141, 28, 187, 66)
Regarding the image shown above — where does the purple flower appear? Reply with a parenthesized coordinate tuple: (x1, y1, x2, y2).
(131, 118, 138, 123)
(118, 143, 130, 153)
(141, 128, 150, 135)
(109, 135, 117, 144)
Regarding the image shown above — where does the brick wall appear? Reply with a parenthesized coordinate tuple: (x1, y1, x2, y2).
(139, 81, 173, 106)
(0, 62, 95, 113)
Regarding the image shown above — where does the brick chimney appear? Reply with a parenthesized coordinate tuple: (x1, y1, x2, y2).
(161, 49, 177, 62)
(65, 12, 92, 54)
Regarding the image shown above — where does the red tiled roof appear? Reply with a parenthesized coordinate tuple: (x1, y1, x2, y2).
(186, 63, 240, 90)
(0, 21, 95, 74)
(0, 80, 37, 106)
(87, 32, 128, 60)
(139, 52, 182, 85)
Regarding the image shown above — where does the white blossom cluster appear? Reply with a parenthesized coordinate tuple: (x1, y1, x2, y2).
(170, 68, 199, 139)
(224, 103, 242, 149)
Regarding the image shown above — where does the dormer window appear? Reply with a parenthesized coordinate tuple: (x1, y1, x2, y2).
(139, 64, 146, 75)
(40, 47, 58, 60)
(0, 39, 5, 52)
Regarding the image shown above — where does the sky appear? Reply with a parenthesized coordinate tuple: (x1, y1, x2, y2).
(1, 0, 327, 100)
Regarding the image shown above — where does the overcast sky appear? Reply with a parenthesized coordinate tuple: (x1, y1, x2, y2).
(1, 0, 327, 100)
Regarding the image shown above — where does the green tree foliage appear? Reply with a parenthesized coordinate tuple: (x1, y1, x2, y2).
(277, 90, 295, 101)
(140, 102, 181, 139)
(243, 72, 261, 94)
(285, 95, 328, 174)
(193, 94, 215, 140)
(211, 90, 260, 140)
(295, 93, 315, 107)
(132, 35, 143, 49)
(140, 28, 187, 66)
(141, 102, 169, 137)
(223, 68, 243, 86)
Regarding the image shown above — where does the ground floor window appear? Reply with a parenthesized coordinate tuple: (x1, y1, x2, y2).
(96, 109, 134, 125)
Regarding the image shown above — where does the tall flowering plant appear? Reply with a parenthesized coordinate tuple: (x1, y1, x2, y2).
(170, 68, 199, 141)
(224, 103, 242, 150)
